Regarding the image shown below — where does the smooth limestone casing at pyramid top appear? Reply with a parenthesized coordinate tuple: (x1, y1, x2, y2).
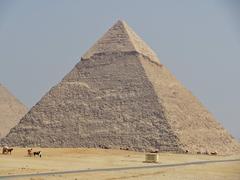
(1, 20, 239, 154)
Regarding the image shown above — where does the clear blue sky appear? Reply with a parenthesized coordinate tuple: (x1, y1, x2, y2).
(0, 0, 239, 139)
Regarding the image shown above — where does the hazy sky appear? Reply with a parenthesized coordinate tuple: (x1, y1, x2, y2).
(0, 0, 239, 139)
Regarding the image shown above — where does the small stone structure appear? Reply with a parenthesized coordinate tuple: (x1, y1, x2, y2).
(145, 153, 159, 163)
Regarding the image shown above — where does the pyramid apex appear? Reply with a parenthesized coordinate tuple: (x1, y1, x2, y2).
(113, 19, 127, 25)
(115, 19, 125, 24)
(82, 20, 160, 63)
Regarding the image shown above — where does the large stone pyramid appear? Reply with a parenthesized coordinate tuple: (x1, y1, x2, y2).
(0, 84, 27, 139)
(1, 20, 239, 154)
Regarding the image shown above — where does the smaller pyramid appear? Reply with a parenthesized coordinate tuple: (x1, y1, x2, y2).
(0, 83, 28, 139)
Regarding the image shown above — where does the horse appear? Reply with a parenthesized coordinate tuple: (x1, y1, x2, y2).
(27, 148, 33, 157)
(33, 151, 42, 158)
(2, 147, 13, 154)
(7, 148, 13, 154)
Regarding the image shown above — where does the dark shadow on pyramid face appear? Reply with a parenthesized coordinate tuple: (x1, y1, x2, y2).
(1, 20, 239, 155)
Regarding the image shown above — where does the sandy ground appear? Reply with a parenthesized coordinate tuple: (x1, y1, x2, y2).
(0, 148, 239, 180)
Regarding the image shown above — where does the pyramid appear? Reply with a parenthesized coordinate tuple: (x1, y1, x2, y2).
(1, 20, 239, 154)
(0, 84, 28, 139)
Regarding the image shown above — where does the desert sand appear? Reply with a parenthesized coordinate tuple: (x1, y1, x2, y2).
(0, 148, 239, 180)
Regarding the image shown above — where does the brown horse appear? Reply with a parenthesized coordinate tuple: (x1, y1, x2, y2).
(2, 147, 13, 154)
(27, 148, 33, 157)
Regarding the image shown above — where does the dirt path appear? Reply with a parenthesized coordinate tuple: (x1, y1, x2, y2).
(1, 158, 239, 179)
